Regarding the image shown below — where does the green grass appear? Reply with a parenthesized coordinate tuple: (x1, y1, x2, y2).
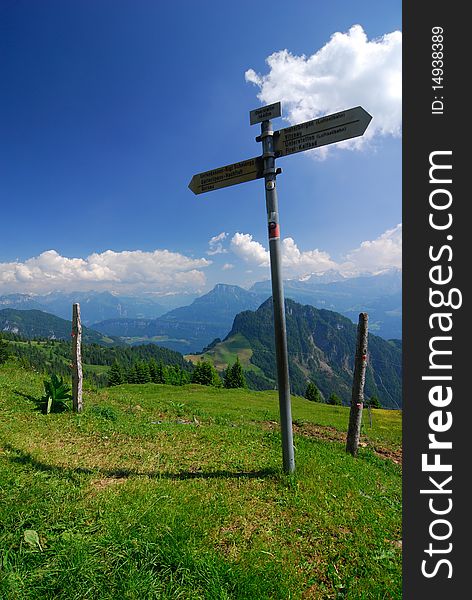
(186, 333, 265, 376)
(0, 361, 401, 599)
(82, 364, 109, 375)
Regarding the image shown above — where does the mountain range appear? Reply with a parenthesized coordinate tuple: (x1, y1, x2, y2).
(1, 298, 402, 408)
(1, 268, 401, 354)
(197, 298, 402, 408)
(0, 308, 118, 345)
(250, 268, 402, 339)
(92, 270, 401, 352)
(0, 291, 168, 325)
(92, 284, 264, 353)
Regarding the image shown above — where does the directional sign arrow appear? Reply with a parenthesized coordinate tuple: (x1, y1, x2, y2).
(274, 106, 372, 158)
(188, 156, 264, 195)
(249, 101, 281, 126)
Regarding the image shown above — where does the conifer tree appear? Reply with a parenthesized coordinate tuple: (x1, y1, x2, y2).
(224, 357, 246, 389)
(0, 335, 9, 365)
(305, 381, 322, 403)
(107, 362, 124, 387)
(127, 365, 138, 384)
(149, 359, 165, 384)
(223, 365, 232, 388)
(327, 392, 343, 406)
(191, 360, 221, 387)
(367, 395, 382, 409)
(135, 361, 151, 384)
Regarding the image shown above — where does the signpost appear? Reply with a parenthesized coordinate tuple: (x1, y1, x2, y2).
(189, 103, 372, 473)
(249, 101, 282, 126)
(188, 157, 264, 195)
(274, 106, 372, 157)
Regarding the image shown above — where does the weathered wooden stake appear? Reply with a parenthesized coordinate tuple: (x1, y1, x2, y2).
(71, 303, 83, 413)
(346, 312, 368, 456)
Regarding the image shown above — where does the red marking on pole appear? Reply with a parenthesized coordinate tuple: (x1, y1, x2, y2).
(269, 222, 280, 239)
(356, 403, 363, 408)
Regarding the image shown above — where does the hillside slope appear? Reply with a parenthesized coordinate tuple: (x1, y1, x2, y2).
(210, 299, 402, 408)
(251, 268, 402, 339)
(0, 309, 117, 345)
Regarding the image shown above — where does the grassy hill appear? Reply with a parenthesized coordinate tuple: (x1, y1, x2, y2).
(186, 333, 274, 391)
(187, 333, 260, 373)
(0, 361, 401, 599)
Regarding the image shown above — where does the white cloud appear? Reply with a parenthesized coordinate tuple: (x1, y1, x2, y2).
(281, 237, 338, 273)
(246, 25, 401, 154)
(0, 249, 211, 294)
(231, 232, 270, 267)
(231, 232, 336, 274)
(207, 232, 228, 255)
(230, 225, 402, 277)
(1, 227, 401, 296)
(341, 223, 402, 274)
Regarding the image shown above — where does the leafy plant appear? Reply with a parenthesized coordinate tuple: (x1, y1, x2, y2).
(42, 374, 72, 414)
(164, 400, 187, 417)
(89, 404, 118, 420)
(23, 529, 43, 551)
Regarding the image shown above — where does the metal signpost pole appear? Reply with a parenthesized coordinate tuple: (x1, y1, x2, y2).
(260, 118, 295, 474)
(189, 101, 372, 474)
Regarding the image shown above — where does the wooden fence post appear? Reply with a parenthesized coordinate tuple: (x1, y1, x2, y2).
(72, 303, 83, 413)
(346, 312, 368, 456)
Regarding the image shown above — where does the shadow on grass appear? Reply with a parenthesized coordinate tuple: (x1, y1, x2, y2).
(2, 443, 278, 482)
(13, 389, 42, 407)
(13, 390, 69, 414)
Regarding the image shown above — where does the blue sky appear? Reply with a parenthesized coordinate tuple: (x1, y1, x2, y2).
(0, 0, 401, 297)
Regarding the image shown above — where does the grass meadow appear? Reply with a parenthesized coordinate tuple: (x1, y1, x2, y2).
(0, 362, 401, 599)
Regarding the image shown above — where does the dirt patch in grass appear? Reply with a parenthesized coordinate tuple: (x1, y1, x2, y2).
(302, 583, 326, 599)
(90, 476, 127, 491)
(258, 420, 402, 465)
(369, 443, 402, 465)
